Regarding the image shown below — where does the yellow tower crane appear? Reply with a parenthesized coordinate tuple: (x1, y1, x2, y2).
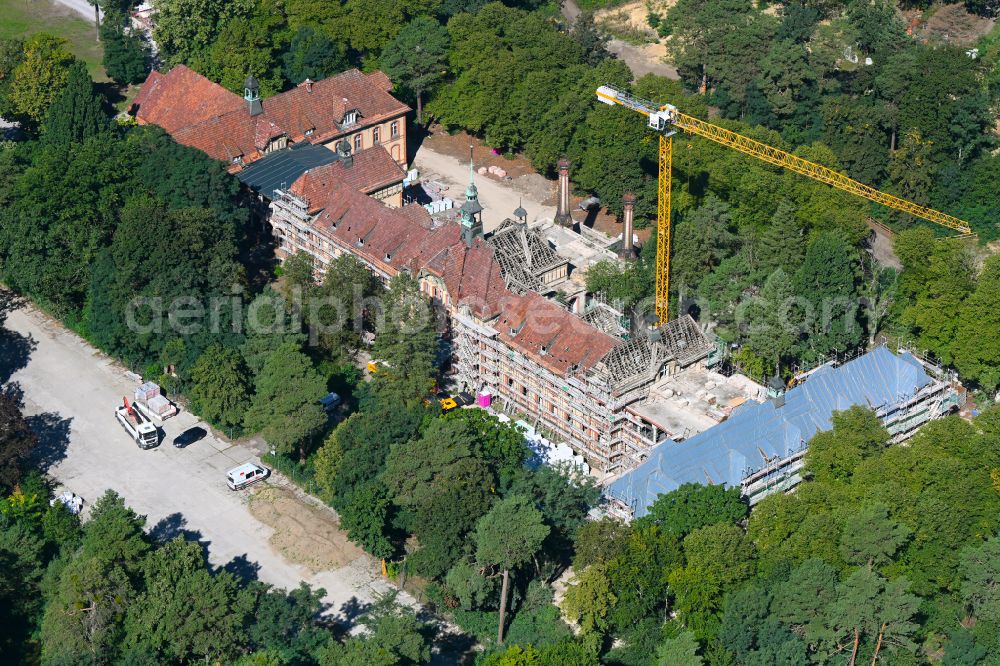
(595, 84, 973, 326)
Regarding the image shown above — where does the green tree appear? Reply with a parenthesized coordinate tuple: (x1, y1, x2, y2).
(793, 231, 861, 360)
(952, 255, 1000, 392)
(572, 518, 629, 570)
(189, 344, 253, 429)
(757, 200, 805, 275)
(743, 268, 799, 373)
(671, 196, 738, 294)
(561, 563, 616, 635)
(828, 568, 921, 663)
(654, 630, 703, 665)
(123, 537, 248, 662)
(338, 480, 394, 560)
(281, 26, 346, 85)
(637, 483, 747, 539)
(474, 495, 550, 643)
(100, 6, 150, 85)
(381, 17, 449, 124)
(6, 34, 75, 127)
(40, 554, 135, 661)
(804, 407, 888, 484)
(838, 502, 910, 569)
(0, 38, 25, 120)
(571, 11, 608, 67)
(317, 598, 432, 666)
(81, 490, 150, 571)
(846, 0, 906, 58)
(959, 536, 1000, 633)
(244, 342, 327, 462)
(445, 558, 497, 610)
(372, 273, 438, 401)
(41, 61, 105, 145)
(240, 288, 307, 379)
(383, 417, 494, 577)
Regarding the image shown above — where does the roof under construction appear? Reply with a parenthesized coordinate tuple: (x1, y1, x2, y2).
(487, 219, 566, 294)
(598, 315, 714, 383)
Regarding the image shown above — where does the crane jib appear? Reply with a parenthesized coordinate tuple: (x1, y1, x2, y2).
(594, 84, 973, 236)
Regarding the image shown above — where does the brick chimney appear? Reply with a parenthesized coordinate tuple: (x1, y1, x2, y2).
(618, 192, 637, 260)
(554, 158, 573, 227)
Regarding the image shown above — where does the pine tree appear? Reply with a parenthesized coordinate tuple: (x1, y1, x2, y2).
(757, 200, 805, 275)
(41, 60, 105, 145)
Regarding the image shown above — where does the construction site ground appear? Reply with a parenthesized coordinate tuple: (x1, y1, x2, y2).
(415, 127, 651, 245)
(4, 303, 417, 621)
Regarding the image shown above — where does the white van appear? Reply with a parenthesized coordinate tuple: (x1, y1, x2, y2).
(226, 463, 269, 491)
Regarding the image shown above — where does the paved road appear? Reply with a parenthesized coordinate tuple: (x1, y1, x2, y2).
(53, 0, 102, 23)
(5, 305, 409, 619)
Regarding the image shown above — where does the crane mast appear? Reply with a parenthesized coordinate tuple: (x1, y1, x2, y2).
(596, 84, 973, 325)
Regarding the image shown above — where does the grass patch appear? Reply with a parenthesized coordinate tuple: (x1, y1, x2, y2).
(0, 0, 107, 81)
(577, 0, 633, 9)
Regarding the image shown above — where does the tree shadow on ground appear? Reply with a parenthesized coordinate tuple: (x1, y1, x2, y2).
(149, 512, 212, 562)
(0, 330, 36, 385)
(222, 554, 262, 583)
(430, 631, 477, 666)
(335, 596, 373, 626)
(26, 412, 73, 472)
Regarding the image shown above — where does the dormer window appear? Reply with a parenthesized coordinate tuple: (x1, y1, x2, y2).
(304, 128, 314, 136)
(343, 110, 359, 126)
(384, 253, 391, 262)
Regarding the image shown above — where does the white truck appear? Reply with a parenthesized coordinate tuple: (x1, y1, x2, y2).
(115, 398, 159, 449)
(133, 381, 178, 424)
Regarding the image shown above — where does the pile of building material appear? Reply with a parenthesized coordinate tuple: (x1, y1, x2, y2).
(133, 381, 178, 422)
(478, 165, 509, 179)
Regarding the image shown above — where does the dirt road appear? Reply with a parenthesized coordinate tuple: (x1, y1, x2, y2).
(4, 304, 412, 620)
(413, 143, 558, 232)
(561, 0, 679, 81)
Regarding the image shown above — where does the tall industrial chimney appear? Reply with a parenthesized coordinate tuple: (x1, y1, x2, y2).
(554, 158, 573, 227)
(618, 192, 637, 259)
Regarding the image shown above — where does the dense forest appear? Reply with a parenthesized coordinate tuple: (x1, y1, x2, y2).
(2, 0, 1000, 663)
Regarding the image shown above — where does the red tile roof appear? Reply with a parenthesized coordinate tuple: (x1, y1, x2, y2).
(298, 182, 618, 375)
(263, 70, 410, 145)
(132, 65, 244, 134)
(496, 292, 618, 376)
(289, 146, 405, 211)
(131, 65, 409, 165)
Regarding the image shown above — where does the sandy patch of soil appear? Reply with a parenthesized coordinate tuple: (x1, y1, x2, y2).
(915, 4, 994, 45)
(249, 485, 365, 574)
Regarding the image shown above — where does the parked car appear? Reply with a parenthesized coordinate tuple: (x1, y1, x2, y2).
(319, 392, 342, 413)
(173, 426, 207, 448)
(226, 463, 269, 491)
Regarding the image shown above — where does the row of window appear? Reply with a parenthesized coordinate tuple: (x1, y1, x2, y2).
(352, 121, 400, 152)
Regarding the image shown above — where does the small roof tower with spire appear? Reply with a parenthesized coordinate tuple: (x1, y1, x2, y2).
(460, 146, 483, 245)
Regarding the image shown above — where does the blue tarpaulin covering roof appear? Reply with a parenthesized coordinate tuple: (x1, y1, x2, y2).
(608, 347, 932, 517)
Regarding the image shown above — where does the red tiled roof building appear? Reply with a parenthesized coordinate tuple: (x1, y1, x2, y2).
(131, 65, 410, 173)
